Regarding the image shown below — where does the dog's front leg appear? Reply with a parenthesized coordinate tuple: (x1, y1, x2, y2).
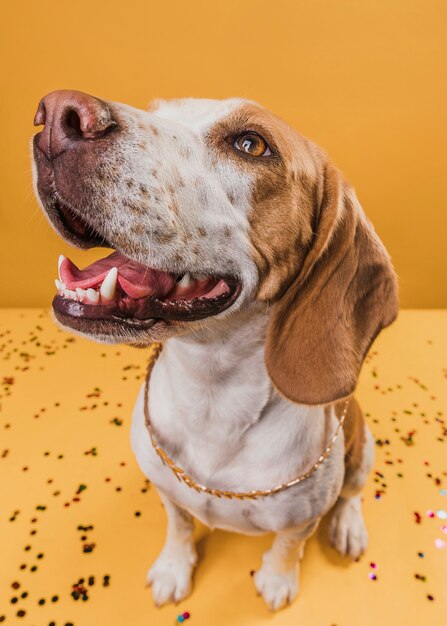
(147, 489, 197, 607)
(253, 520, 319, 611)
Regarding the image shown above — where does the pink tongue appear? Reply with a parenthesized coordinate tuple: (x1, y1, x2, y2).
(59, 251, 176, 299)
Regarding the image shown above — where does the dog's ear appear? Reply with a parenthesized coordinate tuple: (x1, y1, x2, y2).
(264, 160, 398, 405)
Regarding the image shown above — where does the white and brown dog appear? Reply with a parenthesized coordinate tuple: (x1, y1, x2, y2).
(32, 91, 398, 611)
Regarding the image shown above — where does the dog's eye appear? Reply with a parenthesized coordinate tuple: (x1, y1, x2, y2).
(233, 133, 272, 157)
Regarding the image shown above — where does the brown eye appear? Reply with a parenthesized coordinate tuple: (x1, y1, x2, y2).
(233, 133, 272, 157)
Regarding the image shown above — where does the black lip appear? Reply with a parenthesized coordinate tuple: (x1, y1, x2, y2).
(52, 307, 160, 337)
(52, 279, 241, 330)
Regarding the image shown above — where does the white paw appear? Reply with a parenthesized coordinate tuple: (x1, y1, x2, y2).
(253, 566, 298, 611)
(328, 497, 368, 560)
(147, 543, 197, 607)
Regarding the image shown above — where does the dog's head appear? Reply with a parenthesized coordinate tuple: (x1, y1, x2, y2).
(32, 90, 398, 405)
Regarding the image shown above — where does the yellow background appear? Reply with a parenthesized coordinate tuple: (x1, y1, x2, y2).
(1, 0, 446, 307)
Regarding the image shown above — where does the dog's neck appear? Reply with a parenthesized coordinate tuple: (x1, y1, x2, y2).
(148, 302, 331, 482)
(152, 302, 274, 445)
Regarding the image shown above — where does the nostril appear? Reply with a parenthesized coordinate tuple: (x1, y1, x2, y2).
(66, 109, 82, 136)
(62, 105, 116, 140)
(34, 101, 46, 126)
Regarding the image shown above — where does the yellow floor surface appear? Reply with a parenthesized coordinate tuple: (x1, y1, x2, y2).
(0, 309, 446, 626)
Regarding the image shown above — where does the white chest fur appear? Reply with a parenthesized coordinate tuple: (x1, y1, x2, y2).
(131, 308, 345, 535)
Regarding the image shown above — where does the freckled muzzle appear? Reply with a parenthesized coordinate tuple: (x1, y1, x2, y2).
(33, 90, 243, 335)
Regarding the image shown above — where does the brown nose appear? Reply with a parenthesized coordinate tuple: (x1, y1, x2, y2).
(34, 90, 117, 159)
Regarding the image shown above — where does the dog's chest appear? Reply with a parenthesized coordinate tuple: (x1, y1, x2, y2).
(130, 340, 345, 535)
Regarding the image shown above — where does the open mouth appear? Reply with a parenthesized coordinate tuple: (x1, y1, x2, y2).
(36, 183, 241, 332)
(53, 251, 241, 328)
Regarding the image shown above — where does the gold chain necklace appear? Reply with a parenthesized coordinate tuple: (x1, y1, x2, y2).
(143, 343, 348, 500)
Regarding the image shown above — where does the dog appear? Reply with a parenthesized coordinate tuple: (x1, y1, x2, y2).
(32, 90, 398, 611)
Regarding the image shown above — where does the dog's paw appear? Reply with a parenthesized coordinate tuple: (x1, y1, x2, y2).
(253, 565, 299, 611)
(147, 543, 197, 607)
(328, 496, 368, 560)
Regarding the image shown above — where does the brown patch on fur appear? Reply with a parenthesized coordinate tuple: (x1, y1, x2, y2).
(206, 102, 317, 300)
(130, 223, 146, 236)
(126, 201, 146, 215)
(156, 231, 175, 244)
(224, 226, 232, 238)
(169, 198, 179, 215)
(264, 160, 399, 404)
(337, 397, 366, 478)
(197, 227, 206, 237)
(205, 104, 397, 404)
(205, 103, 398, 404)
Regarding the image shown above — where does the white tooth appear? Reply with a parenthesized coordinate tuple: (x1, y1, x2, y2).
(62, 288, 76, 300)
(76, 288, 87, 300)
(86, 288, 100, 304)
(55, 279, 65, 291)
(177, 272, 193, 288)
(58, 255, 66, 280)
(192, 273, 207, 281)
(100, 267, 118, 301)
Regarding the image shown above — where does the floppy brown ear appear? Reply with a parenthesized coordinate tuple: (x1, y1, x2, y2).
(264, 161, 398, 405)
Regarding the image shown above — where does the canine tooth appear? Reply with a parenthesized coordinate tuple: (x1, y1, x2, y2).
(58, 255, 66, 280)
(100, 267, 118, 301)
(177, 272, 193, 288)
(86, 288, 100, 304)
(55, 279, 65, 291)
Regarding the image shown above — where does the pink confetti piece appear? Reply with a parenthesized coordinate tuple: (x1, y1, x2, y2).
(434, 538, 446, 550)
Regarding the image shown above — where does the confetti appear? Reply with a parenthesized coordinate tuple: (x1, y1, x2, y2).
(1, 310, 445, 624)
